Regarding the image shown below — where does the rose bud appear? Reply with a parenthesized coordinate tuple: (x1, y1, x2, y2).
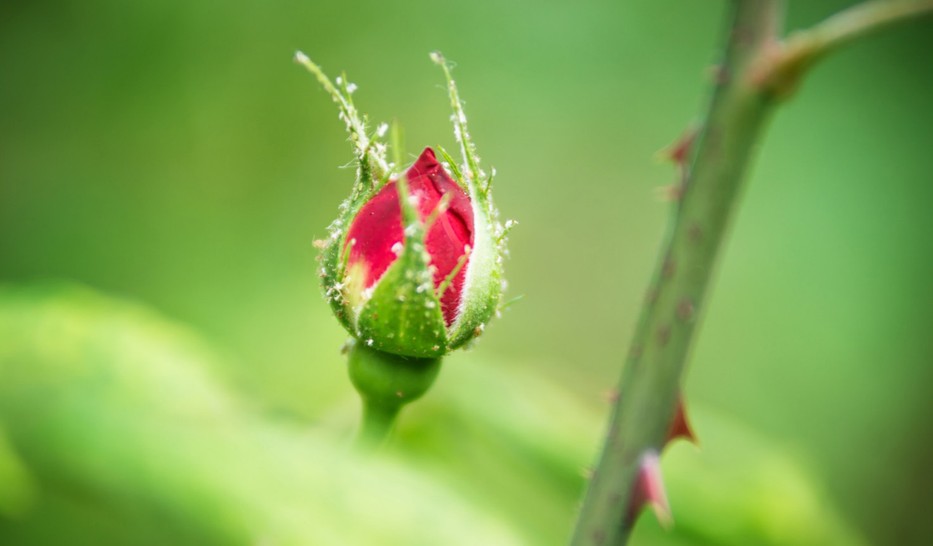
(297, 51, 510, 360)
(323, 140, 505, 358)
(298, 50, 511, 444)
(344, 147, 471, 327)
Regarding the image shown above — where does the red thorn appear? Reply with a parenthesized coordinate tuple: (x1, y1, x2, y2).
(656, 126, 698, 203)
(666, 396, 697, 446)
(603, 388, 620, 403)
(627, 450, 672, 528)
(654, 183, 684, 202)
(659, 125, 698, 167)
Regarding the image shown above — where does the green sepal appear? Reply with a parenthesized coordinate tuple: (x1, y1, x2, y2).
(298, 54, 398, 336)
(435, 145, 470, 193)
(431, 52, 507, 350)
(356, 225, 448, 359)
(319, 173, 377, 335)
(446, 184, 503, 349)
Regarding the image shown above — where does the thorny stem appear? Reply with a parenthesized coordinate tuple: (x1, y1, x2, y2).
(570, 4, 783, 544)
(571, 1, 933, 545)
(577, 0, 762, 543)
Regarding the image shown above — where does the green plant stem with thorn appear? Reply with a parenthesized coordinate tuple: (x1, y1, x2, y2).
(570, 1, 933, 545)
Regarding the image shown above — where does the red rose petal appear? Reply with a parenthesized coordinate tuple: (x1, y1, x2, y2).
(344, 147, 473, 325)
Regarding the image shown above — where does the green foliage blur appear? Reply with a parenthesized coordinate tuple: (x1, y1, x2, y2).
(2, 0, 931, 544)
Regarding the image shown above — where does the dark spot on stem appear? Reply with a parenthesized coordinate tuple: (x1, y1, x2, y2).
(657, 325, 671, 347)
(710, 64, 730, 86)
(592, 530, 605, 545)
(662, 258, 676, 279)
(688, 222, 704, 243)
(733, 26, 754, 46)
(630, 343, 644, 361)
(705, 126, 721, 155)
(621, 449, 639, 465)
(645, 288, 659, 305)
(677, 298, 696, 322)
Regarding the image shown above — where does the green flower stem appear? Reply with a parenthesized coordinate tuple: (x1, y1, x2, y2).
(347, 341, 441, 450)
(357, 399, 401, 450)
(571, 1, 933, 544)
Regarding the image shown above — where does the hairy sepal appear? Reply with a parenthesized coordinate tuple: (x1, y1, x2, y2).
(320, 163, 382, 335)
(355, 223, 448, 358)
(447, 182, 502, 349)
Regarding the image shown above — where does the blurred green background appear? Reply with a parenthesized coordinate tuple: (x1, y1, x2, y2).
(2, 0, 932, 544)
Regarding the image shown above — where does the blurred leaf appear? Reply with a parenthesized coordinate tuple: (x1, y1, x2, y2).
(0, 282, 520, 545)
(0, 426, 37, 519)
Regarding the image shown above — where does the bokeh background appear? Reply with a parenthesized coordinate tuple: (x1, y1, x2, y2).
(2, 0, 932, 544)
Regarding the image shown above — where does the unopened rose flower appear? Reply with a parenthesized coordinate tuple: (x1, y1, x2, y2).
(298, 50, 511, 441)
(321, 142, 504, 358)
(343, 147, 472, 327)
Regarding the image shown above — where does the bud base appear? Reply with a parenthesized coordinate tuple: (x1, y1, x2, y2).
(347, 340, 441, 449)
